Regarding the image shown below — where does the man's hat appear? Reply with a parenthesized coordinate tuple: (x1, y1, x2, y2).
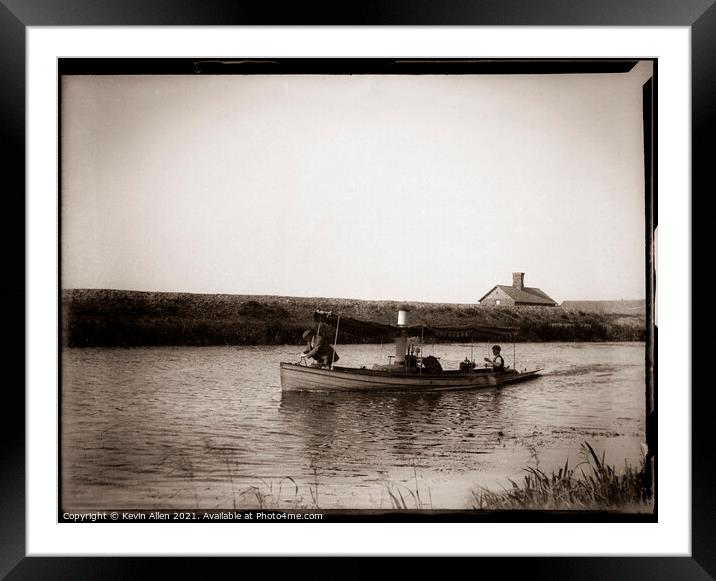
(492, 345, 501, 351)
(302, 329, 315, 340)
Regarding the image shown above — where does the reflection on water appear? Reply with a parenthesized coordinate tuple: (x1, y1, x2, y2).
(61, 342, 645, 510)
(279, 388, 505, 467)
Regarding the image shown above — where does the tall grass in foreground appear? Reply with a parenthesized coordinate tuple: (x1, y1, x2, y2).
(236, 476, 316, 510)
(378, 465, 433, 510)
(471, 442, 653, 512)
(176, 440, 649, 511)
(226, 468, 433, 511)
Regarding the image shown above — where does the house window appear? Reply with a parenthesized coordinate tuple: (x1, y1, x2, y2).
(496, 300, 501, 306)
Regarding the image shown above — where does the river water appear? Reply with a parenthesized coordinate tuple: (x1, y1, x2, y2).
(61, 342, 645, 511)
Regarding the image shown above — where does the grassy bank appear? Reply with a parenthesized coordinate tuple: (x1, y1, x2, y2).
(62, 289, 645, 347)
(471, 442, 652, 512)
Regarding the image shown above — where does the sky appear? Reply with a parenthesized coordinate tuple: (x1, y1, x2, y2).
(61, 62, 652, 304)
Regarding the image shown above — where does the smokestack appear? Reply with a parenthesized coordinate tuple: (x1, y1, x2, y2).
(397, 304, 410, 327)
(512, 272, 525, 290)
(395, 305, 410, 364)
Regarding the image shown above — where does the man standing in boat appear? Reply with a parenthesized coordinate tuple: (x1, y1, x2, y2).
(484, 345, 505, 371)
(300, 329, 340, 368)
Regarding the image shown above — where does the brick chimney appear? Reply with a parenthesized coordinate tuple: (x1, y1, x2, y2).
(512, 272, 525, 290)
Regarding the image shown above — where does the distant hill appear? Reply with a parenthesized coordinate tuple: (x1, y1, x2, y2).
(62, 289, 646, 347)
(560, 300, 646, 315)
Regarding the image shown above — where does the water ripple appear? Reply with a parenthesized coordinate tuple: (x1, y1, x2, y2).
(62, 342, 646, 510)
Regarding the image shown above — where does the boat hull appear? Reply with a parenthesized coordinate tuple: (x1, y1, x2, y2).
(280, 362, 542, 392)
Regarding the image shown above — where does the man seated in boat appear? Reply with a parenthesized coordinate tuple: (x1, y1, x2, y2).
(484, 345, 505, 371)
(299, 329, 340, 368)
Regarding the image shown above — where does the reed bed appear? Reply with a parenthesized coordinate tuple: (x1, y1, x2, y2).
(207, 445, 322, 510)
(174, 443, 649, 512)
(236, 476, 314, 510)
(378, 466, 433, 510)
(471, 442, 653, 511)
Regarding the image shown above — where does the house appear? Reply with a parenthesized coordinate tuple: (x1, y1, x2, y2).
(478, 273, 557, 307)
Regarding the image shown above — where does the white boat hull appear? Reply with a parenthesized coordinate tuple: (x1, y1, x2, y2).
(280, 362, 542, 392)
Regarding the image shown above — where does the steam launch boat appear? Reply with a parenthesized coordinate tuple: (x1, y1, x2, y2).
(280, 307, 542, 392)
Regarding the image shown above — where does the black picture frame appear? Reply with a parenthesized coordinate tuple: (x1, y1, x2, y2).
(4, 1, 703, 577)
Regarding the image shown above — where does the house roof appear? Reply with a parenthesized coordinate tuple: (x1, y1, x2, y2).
(478, 285, 557, 305)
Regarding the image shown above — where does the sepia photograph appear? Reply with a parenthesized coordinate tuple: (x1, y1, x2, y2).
(58, 58, 656, 520)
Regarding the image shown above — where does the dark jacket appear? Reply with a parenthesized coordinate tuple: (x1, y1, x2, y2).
(303, 335, 339, 364)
